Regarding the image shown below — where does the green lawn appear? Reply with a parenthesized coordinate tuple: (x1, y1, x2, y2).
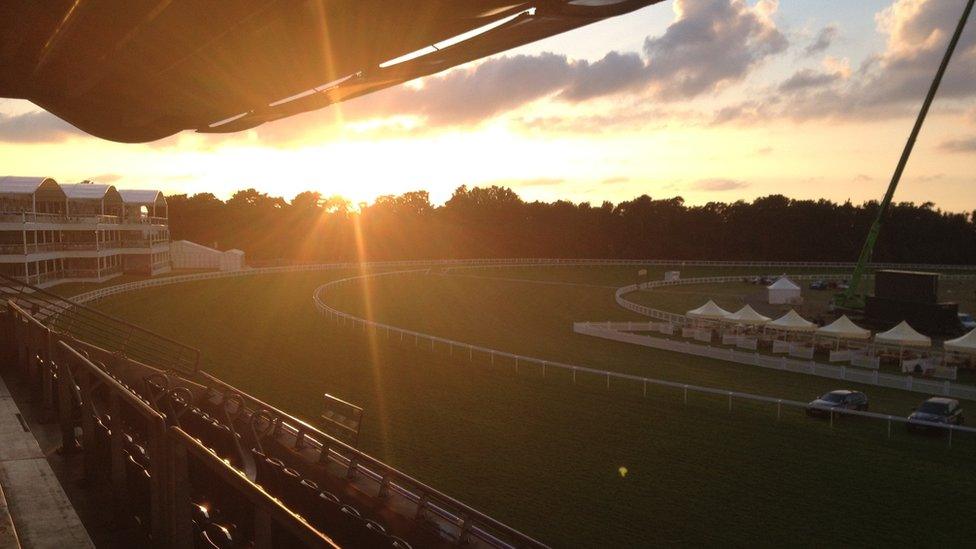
(92, 268, 976, 548)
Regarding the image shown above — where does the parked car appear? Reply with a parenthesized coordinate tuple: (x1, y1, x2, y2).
(806, 390, 868, 416)
(809, 280, 828, 290)
(958, 312, 976, 331)
(907, 397, 964, 430)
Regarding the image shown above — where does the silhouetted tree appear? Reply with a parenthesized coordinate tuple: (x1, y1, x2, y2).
(165, 187, 976, 265)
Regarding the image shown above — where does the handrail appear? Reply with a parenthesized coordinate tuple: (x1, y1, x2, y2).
(1, 273, 200, 374)
(168, 427, 339, 548)
(199, 372, 549, 549)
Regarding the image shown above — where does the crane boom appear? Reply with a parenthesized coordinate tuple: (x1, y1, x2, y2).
(837, 0, 974, 310)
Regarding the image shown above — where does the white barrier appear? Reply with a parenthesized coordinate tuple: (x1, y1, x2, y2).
(572, 322, 976, 402)
(56, 259, 976, 442)
(307, 270, 976, 445)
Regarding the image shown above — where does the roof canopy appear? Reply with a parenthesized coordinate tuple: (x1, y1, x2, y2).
(766, 309, 817, 332)
(725, 305, 771, 325)
(0, 176, 65, 202)
(61, 182, 123, 203)
(875, 321, 931, 348)
(0, 1, 661, 143)
(767, 277, 800, 291)
(687, 300, 732, 320)
(945, 329, 976, 353)
(816, 315, 871, 340)
(119, 189, 166, 207)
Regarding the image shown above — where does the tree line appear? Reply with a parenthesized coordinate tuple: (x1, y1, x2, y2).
(164, 186, 976, 265)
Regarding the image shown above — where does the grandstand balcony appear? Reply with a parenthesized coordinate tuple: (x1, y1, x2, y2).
(0, 176, 171, 287)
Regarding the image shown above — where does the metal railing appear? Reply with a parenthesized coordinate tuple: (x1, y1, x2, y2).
(0, 211, 169, 227)
(4, 300, 539, 549)
(1, 273, 200, 374)
(1, 310, 339, 547)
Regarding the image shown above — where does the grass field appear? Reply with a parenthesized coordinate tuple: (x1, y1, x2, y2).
(92, 267, 976, 547)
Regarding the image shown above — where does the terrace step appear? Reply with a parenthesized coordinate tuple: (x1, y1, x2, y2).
(0, 375, 92, 548)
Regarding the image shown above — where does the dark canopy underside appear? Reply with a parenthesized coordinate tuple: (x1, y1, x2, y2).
(0, 0, 660, 143)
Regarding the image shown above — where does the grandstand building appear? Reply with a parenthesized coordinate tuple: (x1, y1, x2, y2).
(0, 176, 171, 287)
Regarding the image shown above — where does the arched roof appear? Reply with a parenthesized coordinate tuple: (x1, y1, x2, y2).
(0, 176, 66, 201)
(61, 182, 123, 203)
(119, 189, 167, 207)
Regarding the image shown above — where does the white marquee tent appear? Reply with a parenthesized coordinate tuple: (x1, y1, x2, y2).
(945, 329, 976, 354)
(875, 321, 931, 348)
(171, 240, 245, 272)
(686, 300, 732, 320)
(766, 309, 817, 332)
(767, 276, 801, 305)
(816, 315, 871, 340)
(725, 305, 771, 325)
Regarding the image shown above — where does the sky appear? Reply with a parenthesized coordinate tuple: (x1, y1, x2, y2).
(0, 0, 975, 210)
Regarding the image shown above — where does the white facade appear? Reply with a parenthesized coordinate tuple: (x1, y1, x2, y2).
(767, 277, 802, 305)
(171, 240, 245, 272)
(0, 176, 172, 287)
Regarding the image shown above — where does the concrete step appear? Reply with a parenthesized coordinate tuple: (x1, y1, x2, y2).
(0, 376, 92, 549)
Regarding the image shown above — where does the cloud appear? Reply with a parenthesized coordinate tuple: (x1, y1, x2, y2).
(602, 176, 630, 184)
(854, 174, 874, 182)
(223, 0, 789, 144)
(691, 178, 749, 191)
(91, 173, 123, 183)
(711, 98, 779, 125)
(778, 68, 844, 92)
(717, 0, 976, 124)
(797, 0, 976, 117)
(0, 111, 85, 143)
(560, 51, 648, 102)
(804, 25, 839, 56)
(642, 0, 788, 99)
(513, 177, 565, 188)
(939, 135, 976, 152)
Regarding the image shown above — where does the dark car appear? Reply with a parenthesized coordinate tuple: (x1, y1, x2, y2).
(907, 397, 965, 430)
(806, 390, 868, 417)
(809, 280, 828, 290)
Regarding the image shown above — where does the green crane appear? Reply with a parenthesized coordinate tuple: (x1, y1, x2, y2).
(836, 0, 974, 311)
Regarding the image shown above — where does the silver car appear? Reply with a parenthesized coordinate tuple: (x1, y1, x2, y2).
(806, 390, 868, 417)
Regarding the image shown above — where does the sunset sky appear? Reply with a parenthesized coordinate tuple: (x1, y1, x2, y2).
(0, 0, 974, 210)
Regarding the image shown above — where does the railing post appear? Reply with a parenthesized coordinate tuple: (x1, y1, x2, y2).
(148, 416, 168, 545)
(254, 509, 273, 548)
(166, 435, 193, 548)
